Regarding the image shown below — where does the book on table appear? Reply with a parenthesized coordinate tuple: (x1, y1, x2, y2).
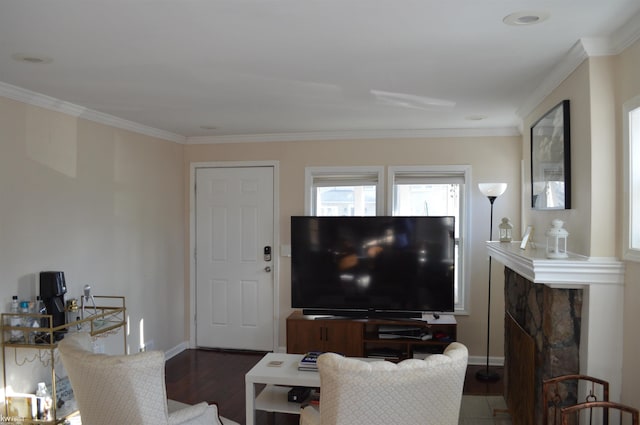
(298, 351, 324, 371)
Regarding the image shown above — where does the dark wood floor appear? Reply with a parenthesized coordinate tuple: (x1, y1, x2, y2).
(165, 349, 504, 425)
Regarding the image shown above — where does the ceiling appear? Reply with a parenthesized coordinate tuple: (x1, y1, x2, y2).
(1, 0, 640, 143)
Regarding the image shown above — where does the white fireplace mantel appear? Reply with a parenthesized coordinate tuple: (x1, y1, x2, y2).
(487, 241, 625, 288)
(487, 241, 626, 403)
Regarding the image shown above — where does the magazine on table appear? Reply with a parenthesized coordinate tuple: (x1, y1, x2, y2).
(298, 351, 324, 371)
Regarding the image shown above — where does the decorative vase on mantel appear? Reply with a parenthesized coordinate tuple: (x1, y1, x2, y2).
(546, 219, 569, 259)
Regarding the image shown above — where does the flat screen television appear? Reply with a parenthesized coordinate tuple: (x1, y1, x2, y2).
(291, 216, 455, 318)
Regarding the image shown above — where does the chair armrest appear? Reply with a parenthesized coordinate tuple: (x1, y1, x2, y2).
(300, 405, 320, 425)
(168, 402, 222, 425)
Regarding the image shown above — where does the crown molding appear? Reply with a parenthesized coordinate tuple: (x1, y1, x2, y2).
(517, 11, 640, 122)
(0, 81, 186, 144)
(186, 127, 521, 144)
(516, 40, 590, 121)
(7, 8, 639, 148)
(580, 37, 618, 57)
(2, 79, 520, 145)
(610, 10, 640, 54)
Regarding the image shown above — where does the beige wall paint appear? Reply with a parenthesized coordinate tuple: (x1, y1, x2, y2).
(588, 56, 618, 257)
(0, 96, 186, 390)
(522, 61, 593, 255)
(185, 136, 522, 359)
(616, 38, 640, 405)
(522, 56, 618, 258)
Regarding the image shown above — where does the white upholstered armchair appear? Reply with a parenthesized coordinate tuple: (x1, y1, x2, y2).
(58, 333, 239, 425)
(300, 342, 468, 425)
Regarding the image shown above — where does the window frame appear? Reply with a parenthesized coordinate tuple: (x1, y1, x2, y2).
(303, 164, 470, 314)
(623, 95, 640, 262)
(388, 165, 471, 314)
(304, 166, 385, 215)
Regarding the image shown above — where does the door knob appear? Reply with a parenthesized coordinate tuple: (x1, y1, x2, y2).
(265, 266, 272, 272)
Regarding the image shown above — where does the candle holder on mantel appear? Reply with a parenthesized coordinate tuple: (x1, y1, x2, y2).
(546, 219, 569, 259)
(499, 217, 513, 242)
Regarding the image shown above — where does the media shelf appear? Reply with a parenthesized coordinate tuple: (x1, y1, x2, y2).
(286, 311, 456, 362)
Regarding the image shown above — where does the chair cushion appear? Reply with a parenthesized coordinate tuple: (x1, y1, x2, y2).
(315, 342, 468, 425)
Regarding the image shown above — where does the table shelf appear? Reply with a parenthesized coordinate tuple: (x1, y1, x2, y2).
(255, 385, 306, 414)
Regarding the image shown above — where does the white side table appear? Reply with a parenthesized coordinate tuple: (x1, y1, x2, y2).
(245, 353, 321, 425)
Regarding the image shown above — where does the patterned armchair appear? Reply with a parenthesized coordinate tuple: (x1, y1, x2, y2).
(58, 333, 239, 425)
(300, 342, 468, 425)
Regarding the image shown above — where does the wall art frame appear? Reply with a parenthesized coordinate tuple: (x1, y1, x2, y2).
(530, 99, 571, 210)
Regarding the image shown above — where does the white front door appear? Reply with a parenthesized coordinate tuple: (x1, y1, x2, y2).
(195, 166, 274, 351)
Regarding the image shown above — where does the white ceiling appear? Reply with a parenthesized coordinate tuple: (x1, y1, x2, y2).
(1, 0, 640, 143)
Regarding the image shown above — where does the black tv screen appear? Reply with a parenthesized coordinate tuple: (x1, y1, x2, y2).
(291, 216, 455, 317)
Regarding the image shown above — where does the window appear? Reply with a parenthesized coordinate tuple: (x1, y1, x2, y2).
(624, 96, 640, 262)
(304, 165, 470, 313)
(304, 167, 384, 216)
(389, 166, 470, 313)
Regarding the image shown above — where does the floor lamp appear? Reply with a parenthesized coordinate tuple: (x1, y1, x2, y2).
(476, 182, 507, 382)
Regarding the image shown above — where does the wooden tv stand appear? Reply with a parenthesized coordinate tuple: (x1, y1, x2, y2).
(286, 311, 456, 361)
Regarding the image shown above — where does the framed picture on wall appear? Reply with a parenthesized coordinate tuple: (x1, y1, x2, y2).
(530, 100, 571, 210)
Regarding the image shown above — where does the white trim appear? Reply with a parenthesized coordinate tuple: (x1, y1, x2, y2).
(468, 355, 504, 367)
(580, 37, 618, 57)
(516, 40, 589, 121)
(516, 11, 640, 124)
(189, 161, 281, 352)
(623, 96, 640, 262)
(165, 341, 189, 360)
(187, 127, 521, 145)
(304, 166, 385, 215)
(0, 81, 186, 144)
(487, 242, 625, 287)
(610, 10, 640, 54)
(387, 165, 472, 314)
(4, 9, 640, 149)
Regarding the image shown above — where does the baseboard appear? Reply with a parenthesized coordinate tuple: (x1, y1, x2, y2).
(468, 355, 504, 367)
(165, 340, 189, 360)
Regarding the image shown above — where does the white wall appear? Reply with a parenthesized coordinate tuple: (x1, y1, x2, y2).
(0, 96, 186, 392)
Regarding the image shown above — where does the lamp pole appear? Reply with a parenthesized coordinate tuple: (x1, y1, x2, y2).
(476, 183, 507, 382)
(476, 196, 500, 381)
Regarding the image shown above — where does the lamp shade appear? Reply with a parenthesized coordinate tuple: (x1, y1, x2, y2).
(478, 183, 507, 198)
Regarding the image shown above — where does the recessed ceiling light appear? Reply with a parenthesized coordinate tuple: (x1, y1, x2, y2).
(465, 115, 488, 121)
(503, 11, 550, 26)
(12, 53, 53, 64)
(199, 125, 218, 130)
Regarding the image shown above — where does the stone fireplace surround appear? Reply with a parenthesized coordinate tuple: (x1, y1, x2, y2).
(487, 242, 625, 425)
